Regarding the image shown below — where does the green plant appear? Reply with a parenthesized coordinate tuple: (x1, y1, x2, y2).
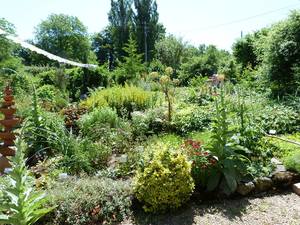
(81, 85, 154, 118)
(79, 107, 120, 134)
(159, 67, 176, 122)
(172, 105, 212, 134)
(284, 151, 300, 173)
(42, 177, 132, 225)
(0, 138, 53, 225)
(207, 88, 250, 195)
(134, 144, 194, 213)
(183, 139, 217, 187)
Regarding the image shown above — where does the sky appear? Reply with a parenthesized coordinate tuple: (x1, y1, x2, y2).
(1, 0, 300, 50)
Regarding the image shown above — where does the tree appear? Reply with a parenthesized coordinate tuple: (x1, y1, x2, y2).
(108, 0, 133, 60)
(232, 34, 258, 69)
(92, 28, 114, 68)
(34, 14, 92, 64)
(262, 10, 300, 95)
(155, 35, 186, 71)
(133, 0, 165, 62)
(116, 35, 144, 84)
(0, 18, 21, 70)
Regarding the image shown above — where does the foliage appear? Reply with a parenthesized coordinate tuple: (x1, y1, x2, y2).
(133, 0, 165, 62)
(260, 10, 300, 96)
(22, 89, 67, 163)
(172, 105, 212, 134)
(81, 85, 154, 118)
(0, 138, 53, 225)
(108, 0, 133, 59)
(79, 107, 120, 134)
(43, 177, 132, 225)
(159, 67, 177, 122)
(183, 139, 217, 187)
(284, 151, 300, 173)
(33, 13, 93, 65)
(116, 36, 145, 84)
(207, 88, 250, 195)
(155, 35, 186, 71)
(36, 84, 68, 111)
(232, 34, 258, 69)
(178, 45, 231, 85)
(134, 144, 194, 212)
(59, 136, 111, 175)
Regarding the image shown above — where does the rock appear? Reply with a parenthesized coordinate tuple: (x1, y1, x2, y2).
(272, 171, 294, 187)
(119, 154, 128, 163)
(236, 182, 255, 195)
(293, 183, 300, 195)
(271, 164, 287, 176)
(58, 173, 69, 181)
(254, 177, 273, 192)
(271, 158, 283, 165)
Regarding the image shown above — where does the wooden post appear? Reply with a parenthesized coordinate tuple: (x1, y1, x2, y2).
(0, 86, 20, 174)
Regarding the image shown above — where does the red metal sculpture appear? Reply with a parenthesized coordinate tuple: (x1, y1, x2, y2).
(0, 86, 20, 174)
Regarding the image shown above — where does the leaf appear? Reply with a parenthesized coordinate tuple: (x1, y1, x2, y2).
(207, 169, 221, 191)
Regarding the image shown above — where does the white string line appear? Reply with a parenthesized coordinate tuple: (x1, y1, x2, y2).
(0, 28, 98, 69)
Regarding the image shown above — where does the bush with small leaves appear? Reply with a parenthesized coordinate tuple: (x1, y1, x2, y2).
(134, 144, 194, 213)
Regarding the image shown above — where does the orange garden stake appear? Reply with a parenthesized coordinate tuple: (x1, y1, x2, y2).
(0, 85, 20, 174)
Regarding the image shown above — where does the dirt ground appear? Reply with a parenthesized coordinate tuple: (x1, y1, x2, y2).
(121, 191, 300, 225)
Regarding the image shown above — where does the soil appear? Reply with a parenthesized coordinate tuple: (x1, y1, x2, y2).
(121, 191, 300, 225)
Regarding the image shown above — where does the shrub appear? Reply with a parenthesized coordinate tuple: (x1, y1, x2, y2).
(255, 104, 299, 134)
(81, 85, 154, 118)
(134, 144, 194, 213)
(42, 177, 132, 225)
(79, 107, 120, 135)
(284, 151, 300, 173)
(172, 105, 212, 134)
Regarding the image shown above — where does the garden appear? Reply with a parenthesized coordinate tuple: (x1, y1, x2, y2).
(0, 1, 300, 225)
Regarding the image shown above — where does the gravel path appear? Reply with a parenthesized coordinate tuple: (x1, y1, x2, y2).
(122, 191, 300, 225)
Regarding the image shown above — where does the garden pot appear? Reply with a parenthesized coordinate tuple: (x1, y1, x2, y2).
(3, 95, 14, 102)
(0, 156, 10, 174)
(0, 132, 16, 140)
(0, 118, 21, 129)
(0, 147, 15, 156)
(0, 108, 16, 118)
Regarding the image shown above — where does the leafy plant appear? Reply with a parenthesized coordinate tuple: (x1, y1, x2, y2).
(0, 138, 54, 225)
(134, 144, 194, 213)
(42, 177, 132, 225)
(81, 85, 154, 118)
(207, 88, 250, 195)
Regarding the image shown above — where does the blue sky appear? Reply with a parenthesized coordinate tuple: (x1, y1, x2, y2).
(1, 0, 300, 50)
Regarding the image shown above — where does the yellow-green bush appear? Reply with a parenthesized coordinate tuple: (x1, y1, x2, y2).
(81, 85, 155, 117)
(133, 144, 194, 213)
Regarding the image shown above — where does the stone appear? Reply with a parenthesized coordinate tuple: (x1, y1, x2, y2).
(254, 177, 273, 192)
(271, 158, 282, 165)
(293, 183, 300, 195)
(272, 171, 294, 187)
(271, 164, 287, 176)
(236, 182, 255, 195)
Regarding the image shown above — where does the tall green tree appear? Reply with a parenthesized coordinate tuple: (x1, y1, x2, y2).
(261, 10, 300, 96)
(0, 18, 21, 70)
(116, 35, 144, 84)
(108, 0, 133, 59)
(33, 14, 93, 64)
(155, 35, 186, 71)
(92, 28, 114, 68)
(133, 0, 165, 62)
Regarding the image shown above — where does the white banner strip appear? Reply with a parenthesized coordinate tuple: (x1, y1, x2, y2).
(0, 28, 98, 69)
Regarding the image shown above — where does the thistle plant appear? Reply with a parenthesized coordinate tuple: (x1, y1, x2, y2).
(0, 138, 54, 225)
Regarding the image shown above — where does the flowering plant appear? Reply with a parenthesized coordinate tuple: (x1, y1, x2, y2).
(183, 139, 218, 187)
